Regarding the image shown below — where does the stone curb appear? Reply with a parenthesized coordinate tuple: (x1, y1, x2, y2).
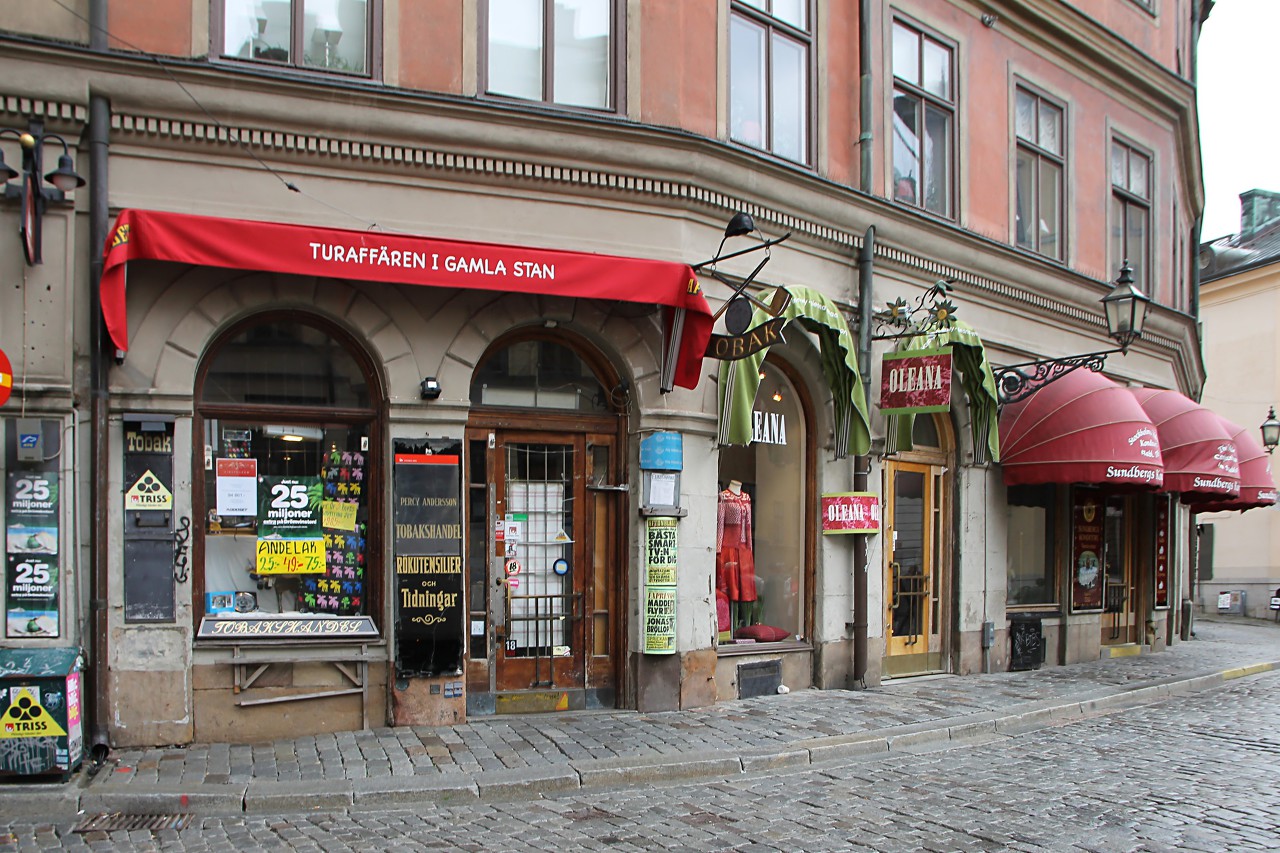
(4, 661, 1275, 819)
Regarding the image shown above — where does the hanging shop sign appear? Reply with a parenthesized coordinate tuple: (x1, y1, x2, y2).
(879, 348, 953, 415)
(1154, 497, 1171, 610)
(256, 475, 324, 575)
(704, 317, 788, 361)
(820, 493, 881, 534)
(643, 585, 677, 655)
(6, 468, 60, 638)
(645, 518, 678, 586)
(1071, 492, 1105, 612)
(393, 443, 464, 677)
(0, 347, 11, 407)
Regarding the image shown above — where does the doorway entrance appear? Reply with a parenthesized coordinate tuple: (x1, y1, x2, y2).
(464, 336, 625, 714)
(1102, 496, 1139, 646)
(882, 414, 952, 677)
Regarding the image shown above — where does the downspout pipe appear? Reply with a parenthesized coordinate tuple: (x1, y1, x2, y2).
(853, 226, 875, 686)
(88, 0, 111, 758)
(859, 0, 873, 193)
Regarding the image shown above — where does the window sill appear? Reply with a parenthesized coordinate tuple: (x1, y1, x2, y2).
(715, 639, 812, 657)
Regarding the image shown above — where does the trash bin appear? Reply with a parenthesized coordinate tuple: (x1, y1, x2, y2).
(0, 647, 84, 778)
(1009, 614, 1043, 671)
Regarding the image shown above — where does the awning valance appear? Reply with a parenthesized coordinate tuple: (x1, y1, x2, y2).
(100, 209, 713, 390)
(716, 286, 871, 459)
(998, 368, 1164, 489)
(1190, 417, 1276, 513)
(1129, 388, 1239, 503)
(889, 321, 1001, 464)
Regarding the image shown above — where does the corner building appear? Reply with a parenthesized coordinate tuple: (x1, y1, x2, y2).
(0, 0, 1225, 749)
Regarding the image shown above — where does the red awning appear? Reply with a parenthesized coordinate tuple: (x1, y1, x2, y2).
(1190, 417, 1277, 512)
(1129, 388, 1240, 503)
(100, 209, 713, 390)
(999, 368, 1164, 489)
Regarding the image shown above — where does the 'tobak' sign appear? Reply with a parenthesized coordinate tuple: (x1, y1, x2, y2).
(879, 347, 952, 415)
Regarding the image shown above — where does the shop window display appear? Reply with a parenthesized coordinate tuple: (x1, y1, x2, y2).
(1006, 484, 1057, 607)
(196, 317, 378, 620)
(717, 363, 806, 646)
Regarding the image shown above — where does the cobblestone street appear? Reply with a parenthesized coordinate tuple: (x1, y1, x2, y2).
(3, 630, 1278, 851)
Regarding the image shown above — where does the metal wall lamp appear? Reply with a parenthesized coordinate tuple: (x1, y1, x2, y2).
(994, 261, 1151, 405)
(692, 213, 793, 331)
(1260, 407, 1280, 455)
(0, 119, 86, 265)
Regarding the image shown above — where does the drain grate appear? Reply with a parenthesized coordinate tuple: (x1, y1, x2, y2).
(73, 813, 193, 833)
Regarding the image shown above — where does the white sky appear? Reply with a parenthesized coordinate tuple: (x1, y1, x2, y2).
(1196, 0, 1280, 241)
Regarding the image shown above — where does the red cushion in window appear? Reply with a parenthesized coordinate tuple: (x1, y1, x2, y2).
(734, 624, 790, 643)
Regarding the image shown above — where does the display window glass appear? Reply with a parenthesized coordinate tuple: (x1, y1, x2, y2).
(716, 361, 807, 646)
(1006, 484, 1057, 607)
(194, 316, 380, 622)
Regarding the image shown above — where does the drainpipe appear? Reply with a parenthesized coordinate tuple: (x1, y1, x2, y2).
(88, 0, 112, 758)
(853, 226, 875, 686)
(859, 0, 873, 193)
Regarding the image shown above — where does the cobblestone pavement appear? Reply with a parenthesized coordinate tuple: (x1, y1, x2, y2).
(1, 618, 1278, 850)
(5, 644, 1279, 851)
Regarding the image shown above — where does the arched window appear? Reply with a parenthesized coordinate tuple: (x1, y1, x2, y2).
(470, 338, 612, 412)
(194, 314, 382, 626)
(716, 358, 810, 645)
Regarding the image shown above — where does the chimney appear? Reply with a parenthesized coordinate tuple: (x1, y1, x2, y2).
(1239, 189, 1280, 241)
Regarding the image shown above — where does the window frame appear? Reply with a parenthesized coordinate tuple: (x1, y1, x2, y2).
(890, 17, 957, 219)
(728, 0, 814, 166)
(1109, 135, 1154, 293)
(1013, 83, 1067, 261)
(480, 0, 625, 114)
(211, 0, 383, 79)
(1006, 483, 1061, 610)
(191, 311, 386, 635)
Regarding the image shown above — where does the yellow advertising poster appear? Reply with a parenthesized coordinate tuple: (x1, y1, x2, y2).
(1, 686, 67, 738)
(645, 517, 678, 586)
(322, 499, 358, 532)
(643, 586, 677, 654)
(255, 537, 325, 574)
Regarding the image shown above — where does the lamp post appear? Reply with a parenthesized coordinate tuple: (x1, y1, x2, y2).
(1260, 407, 1280, 455)
(993, 261, 1151, 405)
(0, 119, 86, 265)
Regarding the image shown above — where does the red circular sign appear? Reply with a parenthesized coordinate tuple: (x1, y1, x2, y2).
(0, 347, 12, 407)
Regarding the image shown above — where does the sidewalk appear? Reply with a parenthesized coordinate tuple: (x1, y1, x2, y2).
(3, 617, 1278, 822)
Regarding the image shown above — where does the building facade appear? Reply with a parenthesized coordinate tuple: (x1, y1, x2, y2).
(0, 0, 1221, 751)
(1197, 189, 1280, 619)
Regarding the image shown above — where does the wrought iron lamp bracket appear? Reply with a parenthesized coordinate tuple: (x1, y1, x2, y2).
(993, 349, 1119, 405)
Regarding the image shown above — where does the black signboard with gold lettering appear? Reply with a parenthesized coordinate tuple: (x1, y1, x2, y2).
(393, 440, 464, 677)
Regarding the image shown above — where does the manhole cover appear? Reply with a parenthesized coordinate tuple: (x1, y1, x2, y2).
(73, 813, 193, 833)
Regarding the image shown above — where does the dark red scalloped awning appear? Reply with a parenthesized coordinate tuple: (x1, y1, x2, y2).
(1130, 388, 1240, 503)
(999, 368, 1164, 488)
(99, 209, 713, 390)
(1190, 416, 1277, 512)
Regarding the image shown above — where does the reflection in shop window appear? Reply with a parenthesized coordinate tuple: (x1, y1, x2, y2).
(716, 363, 806, 646)
(1006, 484, 1056, 606)
(197, 318, 377, 620)
(221, 0, 372, 75)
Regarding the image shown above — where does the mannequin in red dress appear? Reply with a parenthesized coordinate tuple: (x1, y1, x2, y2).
(716, 480, 758, 630)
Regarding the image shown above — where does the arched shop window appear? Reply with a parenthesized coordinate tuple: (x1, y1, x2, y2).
(716, 359, 810, 646)
(470, 338, 611, 412)
(194, 314, 382, 624)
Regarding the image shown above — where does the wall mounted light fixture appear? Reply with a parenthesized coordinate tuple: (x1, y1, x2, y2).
(420, 377, 442, 400)
(0, 118, 85, 265)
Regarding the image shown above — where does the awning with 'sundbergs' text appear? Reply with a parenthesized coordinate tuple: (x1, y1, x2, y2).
(100, 209, 713, 390)
(1130, 388, 1240, 504)
(998, 367, 1164, 489)
(1191, 416, 1278, 513)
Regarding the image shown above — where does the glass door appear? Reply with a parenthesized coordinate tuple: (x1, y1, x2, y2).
(884, 460, 946, 673)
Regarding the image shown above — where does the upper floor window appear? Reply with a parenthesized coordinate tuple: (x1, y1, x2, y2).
(220, 0, 372, 75)
(729, 1, 811, 165)
(892, 20, 954, 218)
(486, 0, 616, 111)
(1014, 87, 1065, 261)
(1110, 138, 1152, 292)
